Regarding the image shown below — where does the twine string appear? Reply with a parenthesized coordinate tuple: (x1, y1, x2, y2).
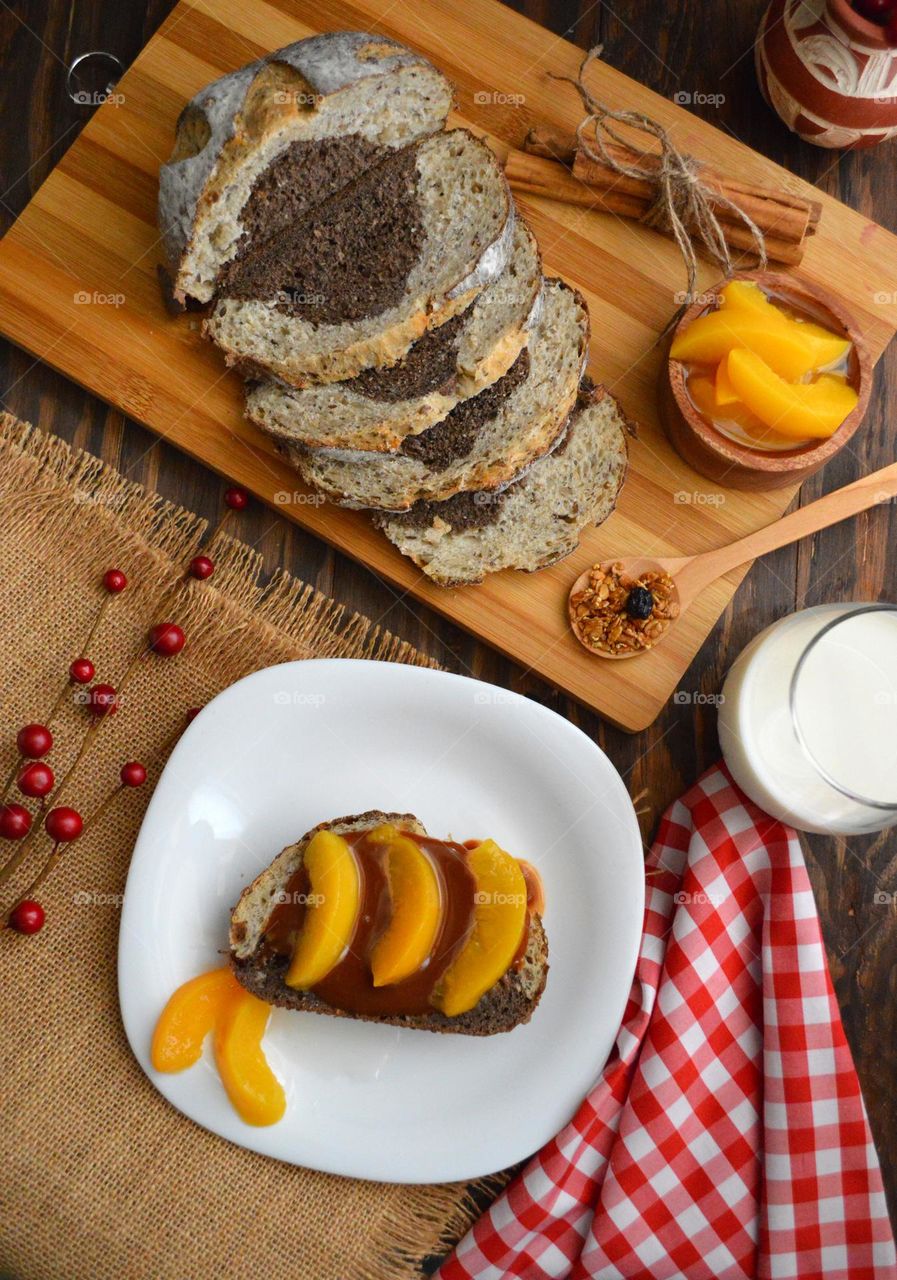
(548, 46, 769, 305)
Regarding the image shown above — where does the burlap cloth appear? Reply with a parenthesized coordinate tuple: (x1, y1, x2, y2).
(0, 416, 507, 1280)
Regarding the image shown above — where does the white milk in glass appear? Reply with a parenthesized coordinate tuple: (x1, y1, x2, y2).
(719, 604, 897, 834)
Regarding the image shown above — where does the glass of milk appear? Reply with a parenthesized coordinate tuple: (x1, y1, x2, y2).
(719, 604, 897, 834)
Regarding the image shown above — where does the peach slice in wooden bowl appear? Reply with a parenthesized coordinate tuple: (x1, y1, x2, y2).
(659, 271, 872, 491)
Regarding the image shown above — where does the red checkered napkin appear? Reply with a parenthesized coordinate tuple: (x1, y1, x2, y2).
(439, 762, 896, 1280)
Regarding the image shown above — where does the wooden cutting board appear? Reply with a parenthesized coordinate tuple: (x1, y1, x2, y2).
(2, 0, 897, 731)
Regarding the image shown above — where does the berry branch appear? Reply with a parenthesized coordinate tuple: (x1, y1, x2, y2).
(0, 486, 250, 934)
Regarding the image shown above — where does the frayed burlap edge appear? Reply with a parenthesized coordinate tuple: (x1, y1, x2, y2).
(0, 413, 440, 675)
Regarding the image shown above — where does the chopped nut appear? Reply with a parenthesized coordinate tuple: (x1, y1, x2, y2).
(570, 562, 678, 656)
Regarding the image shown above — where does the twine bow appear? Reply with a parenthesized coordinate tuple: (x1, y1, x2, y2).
(549, 47, 768, 308)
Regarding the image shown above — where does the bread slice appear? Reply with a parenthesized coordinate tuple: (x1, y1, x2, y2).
(205, 129, 514, 387)
(244, 218, 542, 453)
(230, 811, 548, 1035)
(159, 33, 453, 304)
(375, 385, 630, 585)
(286, 277, 588, 510)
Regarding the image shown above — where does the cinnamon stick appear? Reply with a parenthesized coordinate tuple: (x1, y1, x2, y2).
(509, 135, 820, 267)
(526, 128, 819, 231)
(506, 152, 801, 264)
(523, 125, 578, 165)
(505, 149, 643, 212)
(573, 143, 817, 246)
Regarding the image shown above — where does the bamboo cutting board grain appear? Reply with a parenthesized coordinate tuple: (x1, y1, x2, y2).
(2, 0, 897, 731)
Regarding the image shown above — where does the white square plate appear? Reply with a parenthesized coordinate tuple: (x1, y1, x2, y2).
(118, 659, 644, 1182)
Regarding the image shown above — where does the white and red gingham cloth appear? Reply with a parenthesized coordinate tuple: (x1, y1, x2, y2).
(440, 762, 896, 1280)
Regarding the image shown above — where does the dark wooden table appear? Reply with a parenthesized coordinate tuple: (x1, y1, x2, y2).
(2, 0, 895, 1237)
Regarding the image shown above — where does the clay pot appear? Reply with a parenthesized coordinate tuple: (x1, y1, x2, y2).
(756, 0, 897, 148)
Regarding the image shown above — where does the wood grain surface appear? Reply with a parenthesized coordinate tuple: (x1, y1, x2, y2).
(0, 0, 895, 1257)
(3, 0, 897, 731)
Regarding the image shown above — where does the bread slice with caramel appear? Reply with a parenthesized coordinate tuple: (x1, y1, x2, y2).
(229, 811, 548, 1035)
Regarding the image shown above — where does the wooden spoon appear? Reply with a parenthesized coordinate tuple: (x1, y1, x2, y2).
(569, 461, 897, 660)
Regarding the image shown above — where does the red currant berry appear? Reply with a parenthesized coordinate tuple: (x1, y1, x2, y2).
(69, 657, 96, 684)
(103, 568, 128, 593)
(224, 486, 249, 511)
(18, 761, 55, 798)
(16, 723, 53, 759)
(89, 683, 119, 717)
(149, 622, 186, 657)
(45, 806, 83, 842)
(120, 761, 147, 787)
(189, 555, 215, 580)
(0, 804, 32, 840)
(9, 899, 45, 934)
(185, 707, 202, 724)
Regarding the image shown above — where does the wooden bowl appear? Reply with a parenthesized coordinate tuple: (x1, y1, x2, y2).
(658, 271, 872, 492)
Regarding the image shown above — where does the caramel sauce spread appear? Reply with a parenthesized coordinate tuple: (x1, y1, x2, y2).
(260, 831, 542, 1017)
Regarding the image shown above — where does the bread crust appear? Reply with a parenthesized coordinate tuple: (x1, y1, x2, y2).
(229, 811, 548, 1036)
(160, 33, 453, 302)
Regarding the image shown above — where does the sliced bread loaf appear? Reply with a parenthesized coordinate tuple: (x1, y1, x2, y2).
(244, 218, 542, 452)
(205, 129, 514, 387)
(285, 277, 588, 510)
(375, 385, 630, 585)
(159, 33, 452, 304)
(230, 811, 548, 1035)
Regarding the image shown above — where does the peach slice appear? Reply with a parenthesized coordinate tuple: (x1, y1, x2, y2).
(367, 825, 441, 987)
(793, 320, 851, 369)
(670, 310, 820, 380)
(434, 839, 527, 1017)
(688, 375, 796, 449)
(727, 349, 858, 440)
(213, 986, 286, 1126)
(714, 359, 739, 407)
(720, 280, 850, 368)
(719, 279, 772, 317)
(285, 829, 360, 990)
(151, 966, 242, 1073)
(793, 322, 849, 368)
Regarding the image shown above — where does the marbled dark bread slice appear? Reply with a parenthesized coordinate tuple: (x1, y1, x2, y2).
(159, 33, 452, 304)
(376, 385, 631, 585)
(205, 130, 514, 388)
(244, 219, 542, 452)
